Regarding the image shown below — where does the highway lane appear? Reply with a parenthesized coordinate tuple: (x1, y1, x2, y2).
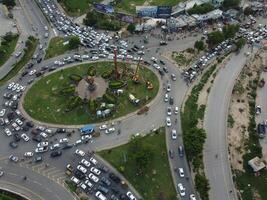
(203, 47, 249, 200)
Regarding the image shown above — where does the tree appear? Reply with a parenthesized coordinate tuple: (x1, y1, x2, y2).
(188, 3, 214, 15)
(223, 24, 239, 39)
(194, 40, 205, 52)
(127, 24, 136, 34)
(207, 31, 224, 47)
(195, 173, 210, 200)
(83, 11, 98, 27)
(235, 37, 246, 51)
(223, 0, 240, 9)
(68, 36, 80, 49)
(244, 7, 254, 16)
(3, 0, 16, 8)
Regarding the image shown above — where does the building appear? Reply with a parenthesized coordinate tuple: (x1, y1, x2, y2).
(248, 157, 266, 172)
(211, 0, 224, 7)
(192, 9, 223, 22)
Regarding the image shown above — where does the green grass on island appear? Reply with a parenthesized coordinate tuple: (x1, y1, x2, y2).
(45, 37, 75, 59)
(23, 62, 159, 125)
(0, 33, 19, 68)
(98, 128, 177, 200)
(58, 0, 101, 16)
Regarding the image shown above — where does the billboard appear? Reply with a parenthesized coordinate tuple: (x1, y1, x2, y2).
(136, 6, 158, 18)
(94, 3, 114, 14)
(116, 13, 135, 23)
(157, 6, 172, 18)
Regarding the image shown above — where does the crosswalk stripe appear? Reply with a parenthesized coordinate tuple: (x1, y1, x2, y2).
(41, 167, 57, 176)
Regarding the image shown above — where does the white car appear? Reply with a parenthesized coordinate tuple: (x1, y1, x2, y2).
(71, 176, 80, 185)
(171, 129, 177, 140)
(99, 124, 107, 130)
(90, 167, 101, 175)
(167, 107, 172, 116)
(88, 173, 99, 183)
(12, 83, 19, 91)
(4, 128, 12, 136)
(45, 129, 53, 134)
(37, 142, 49, 147)
(177, 183, 186, 197)
(75, 139, 82, 146)
(21, 133, 30, 142)
(90, 157, 98, 165)
(179, 168, 185, 177)
(77, 165, 87, 174)
(95, 191, 107, 200)
(80, 159, 90, 167)
(0, 109, 6, 117)
(81, 135, 92, 141)
(24, 152, 34, 157)
(40, 132, 48, 138)
(35, 147, 48, 153)
(190, 194, 197, 200)
(105, 127, 115, 134)
(7, 82, 14, 90)
(50, 143, 60, 150)
(126, 191, 137, 200)
(78, 182, 87, 191)
(29, 69, 36, 76)
(166, 117, 171, 127)
(174, 106, 179, 115)
(59, 138, 69, 143)
(85, 179, 93, 188)
(75, 149, 85, 157)
(164, 93, 169, 102)
(166, 84, 171, 92)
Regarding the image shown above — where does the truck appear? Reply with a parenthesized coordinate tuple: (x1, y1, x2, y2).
(128, 94, 140, 105)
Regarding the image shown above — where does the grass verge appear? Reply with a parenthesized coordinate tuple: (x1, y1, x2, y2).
(98, 128, 176, 200)
(181, 64, 217, 199)
(0, 34, 19, 68)
(0, 36, 38, 86)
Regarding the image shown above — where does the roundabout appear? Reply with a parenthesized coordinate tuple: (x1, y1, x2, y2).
(22, 61, 159, 125)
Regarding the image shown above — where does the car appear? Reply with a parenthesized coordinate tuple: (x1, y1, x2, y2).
(37, 141, 49, 147)
(167, 107, 172, 116)
(9, 141, 18, 148)
(126, 191, 137, 200)
(45, 129, 53, 134)
(171, 129, 177, 139)
(50, 143, 60, 150)
(0, 168, 4, 177)
(56, 128, 66, 133)
(40, 132, 48, 138)
(99, 124, 107, 130)
(0, 109, 6, 117)
(50, 150, 62, 157)
(9, 155, 19, 162)
(164, 93, 169, 102)
(101, 177, 111, 186)
(169, 150, 174, 159)
(24, 152, 34, 157)
(169, 97, 174, 105)
(90, 167, 101, 175)
(84, 179, 94, 188)
(166, 84, 171, 92)
(88, 173, 99, 183)
(110, 194, 119, 200)
(95, 191, 107, 200)
(80, 159, 90, 167)
(166, 117, 171, 127)
(7, 82, 14, 90)
(81, 135, 92, 141)
(35, 147, 48, 153)
(29, 69, 36, 76)
(190, 194, 197, 200)
(21, 133, 30, 142)
(59, 138, 68, 143)
(26, 121, 34, 127)
(71, 176, 80, 185)
(178, 145, 184, 157)
(34, 156, 43, 163)
(90, 157, 98, 165)
(105, 127, 115, 134)
(160, 60, 165, 65)
(177, 183, 186, 197)
(109, 173, 120, 183)
(75, 149, 85, 157)
(78, 182, 87, 191)
(62, 144, 73, 149)
(179, 168, 185, 177)
(77, 165, 87, 173)
(171, 74, 176, 81)
(4, 128, 12, 136)
(13, 133, 20, 142)
(98, 185, 109, 194)
(174, 106, 179, 115)
(32, 135, 42, 142)
(256, 106, 261, 115)
(0, 118, 4, 126)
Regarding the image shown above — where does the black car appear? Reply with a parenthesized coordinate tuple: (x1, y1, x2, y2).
(26, 121, 34, 127)
(158, 70, 164, 76)
(56, 128, 66, 133)
(34, 156, 43, 163)
(111, 187, 119, 194)
(27, 63, 34, 69)
(98, 164, 109, 173)
(119, 194, 127, 200)
(32, 135, 42, 142)
(163, 67, 168, 73)
(160, 60, 165, 65)
(22, 125, 29, 131)
(7, 112, 15, 120)
(98, 185, 109, 194)
(21, 71, 28, 77)
(9, 141, 18, 148)
(169, 97, 174, 105)
(13, 133, 21, 142)
(109, 173, 121, 183)
(74, 170, 85, 180)
(101, 177, 111, 186)
(50, 150, 62, 157)
(37, 57, 42, 63)
(62, 144, 73, 150)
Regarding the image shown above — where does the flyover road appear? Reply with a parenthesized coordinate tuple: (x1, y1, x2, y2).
(203, 46, 249, 200)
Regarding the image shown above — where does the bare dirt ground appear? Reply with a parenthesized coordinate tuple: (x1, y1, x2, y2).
(228, 48, 266, 171)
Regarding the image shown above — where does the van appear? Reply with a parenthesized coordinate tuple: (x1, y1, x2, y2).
(178, 146, 184, 157)
(95, 191, 107, 200)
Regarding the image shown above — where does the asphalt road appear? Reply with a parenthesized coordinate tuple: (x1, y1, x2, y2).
(203, 47, 249, 200)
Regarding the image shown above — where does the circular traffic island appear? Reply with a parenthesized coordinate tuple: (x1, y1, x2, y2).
(23, 62, 159, 125)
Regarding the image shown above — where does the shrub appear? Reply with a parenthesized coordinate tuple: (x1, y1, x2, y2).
(109, 80, 125, 89)
(101, 70, 113, 79)
(69, 74, 82, 82)
(103, 93, 116, 104)
(88, 66, 96, 76)
(60, 86, 75, 95)
(66, 96, 83, 111)
(88, 99, 97, 113)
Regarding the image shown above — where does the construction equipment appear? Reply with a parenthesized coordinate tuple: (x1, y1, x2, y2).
(132, 57, 142, 83)
(113, 48, 120, 80)
(146, 81, 154, 90)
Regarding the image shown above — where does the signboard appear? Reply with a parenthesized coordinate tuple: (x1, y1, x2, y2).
(94, 3, 114, 14)
(136, 6, 158, 18)
(116, 13, 135, 23)
(157, 6, 172, 18)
